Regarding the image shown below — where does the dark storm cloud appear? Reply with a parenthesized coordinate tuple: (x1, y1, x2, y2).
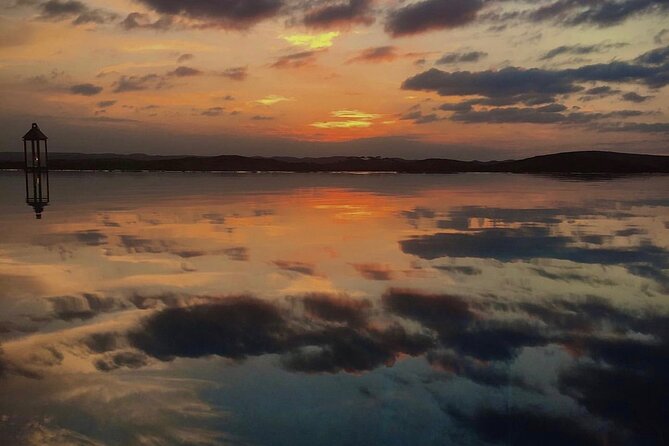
(399, 109, 441, 125)
(403, 67, 580, 97)
(281, 324, 433, 373)
(401, 206, 436, 220)
(436, 51, 487, 65)
(450, 407, 602, 446)
(301, 294, 371, 325)
(128, 295, 433, 373)
(382, 288, 474, 336)
(591, 121, 669, 133)
(449, 104, 575, 124)
(218, 66, 248, 81)
(620, 91, 651, 102)
(634, 44, 669, 65)
(539, 42, 627, 60)
(129, 297, 288, 360)
(527, 0, 669, 27)
(400, 227, 669, 266)
(38, 0, 117, 25)
(427, 350, 535, 390)
(403, 43, 669, 102)
(382, 289, 547, 361)
(270, 50, 321, 69)
(347, 46, 398, 63)
(385, 0, 484, 37)
(120, 12, 174, 30)
(558, 330, 669, 444)
(70, 83, 103, 96)
(135, 0, 284, 29)
(167, 66, 202, 77)
(303, 0, 373, 28)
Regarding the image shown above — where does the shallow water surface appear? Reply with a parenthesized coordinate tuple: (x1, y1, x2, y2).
(1, 171, 668, 445)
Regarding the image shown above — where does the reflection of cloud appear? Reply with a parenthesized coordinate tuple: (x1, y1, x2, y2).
(273, 260, 318, 276)
(301, 293, 370, 325)
(401, 227, 669, 266)
(449, 407, 601, 446)
(351, 263, 396, 281)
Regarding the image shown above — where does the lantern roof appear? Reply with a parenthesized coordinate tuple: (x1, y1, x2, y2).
(23, 123, 48, 141)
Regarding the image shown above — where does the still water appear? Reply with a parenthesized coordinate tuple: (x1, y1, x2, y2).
(0, 171, 668, 445)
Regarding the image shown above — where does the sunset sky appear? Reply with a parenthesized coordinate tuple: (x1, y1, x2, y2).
(1, 0, 668, 159)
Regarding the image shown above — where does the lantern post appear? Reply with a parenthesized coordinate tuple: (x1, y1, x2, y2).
(22, 123, 49, 219)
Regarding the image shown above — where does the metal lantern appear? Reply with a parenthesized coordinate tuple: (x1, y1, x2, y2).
(23, 122, 49, 219)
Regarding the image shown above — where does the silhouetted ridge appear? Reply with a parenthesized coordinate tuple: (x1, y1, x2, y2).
(1, 151, 668, 173)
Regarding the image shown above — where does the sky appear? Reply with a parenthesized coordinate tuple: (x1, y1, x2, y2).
(0, 0, 668, 159)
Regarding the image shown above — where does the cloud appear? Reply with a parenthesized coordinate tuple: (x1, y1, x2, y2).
(270, 50, 321, 69)
(272, 260, 318, 275)
(301, 293, 371, 325)
(303, 0, 374, 29)
(176, 53, 194, 63)
(436, 51, 487, 64)
(135, 0, 283, 29)
(402, 52, 669, 105)
(331, 109, 380, 120)
(218, 66, 248, 81)
(127, 295, 432, 374)
(310, 120, 371, 129)
(399, 109, 441, 125)
(94, 351, 149, 371)
(120, 12, 174, 30)
(251, 115, 274, 120)
(70, 83, 103, 96)
(347, 46, 399, 63)
(385, 0, 485, 37)
(311, 109, 381, 128)
(634, 44, 669, 65)
(129, 297, 289, 360)
(112, 73, 165, 93)
(96, 100, 116, 108)
(283, 32, 339, 49)
(400, 225, 669, 266)
(527, 0, 669, 27)
(255, 94, 293, 105)
(621, 91, 651, 102)
(167, 66, 202, 77)
(201, 106, 225, 116)
(540, 42, 628, 60)
(38, 0, 117, 25)
(451, 407, 602, 446)
(403, 67, 579, 98)
(351, 263, 396, 281)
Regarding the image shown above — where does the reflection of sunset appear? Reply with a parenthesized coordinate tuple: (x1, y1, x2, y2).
(1, 172, 668, 445)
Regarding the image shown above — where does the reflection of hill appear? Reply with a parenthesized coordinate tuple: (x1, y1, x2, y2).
(1, 151, 669, 173)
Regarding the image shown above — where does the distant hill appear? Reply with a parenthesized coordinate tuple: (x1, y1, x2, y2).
(1, 151, 668, 174)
